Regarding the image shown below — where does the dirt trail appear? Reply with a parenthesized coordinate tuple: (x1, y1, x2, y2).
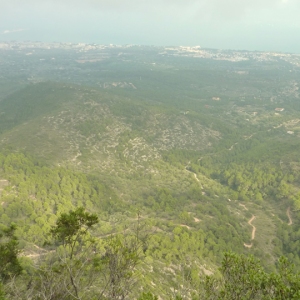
(287, 207, 293, 225)
(193, 173, 199, 182)
(248, 215, 256, 239)
(228, 142, 238, 151)
(180, 224, 191, 230)
(239, 203, 248, 211)
(21, 244, 54, 259)
(185, 167, 203, 189)
(24, 252, 54, 258)
(244, 215, 256, 248)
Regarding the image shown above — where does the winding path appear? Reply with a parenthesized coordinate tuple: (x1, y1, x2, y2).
(239, 203, 248, 211)
(185, 166, 203, 189)
(287, 207, 293, 225)
(244, 215, 256, 248)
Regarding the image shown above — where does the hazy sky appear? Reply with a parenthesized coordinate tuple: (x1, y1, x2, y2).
(1, 0, 300, 52)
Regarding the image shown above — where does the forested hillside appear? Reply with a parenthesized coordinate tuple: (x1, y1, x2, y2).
(1, 44, 300, 298)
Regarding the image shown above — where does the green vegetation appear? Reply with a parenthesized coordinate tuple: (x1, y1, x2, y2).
(0, 224, 22, 281)
(199, 253, 300, 299)
(1, 212, 300, 299)
(0, 45, 300, 298)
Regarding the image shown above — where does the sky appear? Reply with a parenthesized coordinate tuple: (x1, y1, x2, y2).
(1, 0, 300, 53)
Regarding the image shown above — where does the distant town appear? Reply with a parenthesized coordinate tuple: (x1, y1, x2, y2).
(0, 41, 299, 67)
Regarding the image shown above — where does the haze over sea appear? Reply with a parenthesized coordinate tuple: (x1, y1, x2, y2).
(1, 0, 300, 53)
